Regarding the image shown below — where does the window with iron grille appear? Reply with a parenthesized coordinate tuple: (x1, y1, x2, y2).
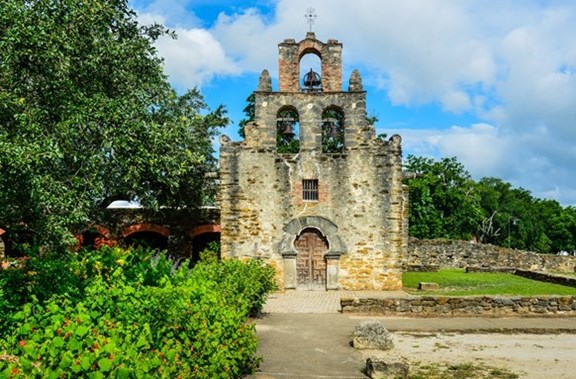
(302, 179, 319, 201)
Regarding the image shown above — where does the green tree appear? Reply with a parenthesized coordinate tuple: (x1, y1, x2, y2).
(238, 93, 255, 139)
(0, 0, 227, 249)
(474, 177, 576, 253)
(404, 155, 482, 240)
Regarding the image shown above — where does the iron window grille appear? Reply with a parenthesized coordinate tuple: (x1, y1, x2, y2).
(302, 179, 319, 201)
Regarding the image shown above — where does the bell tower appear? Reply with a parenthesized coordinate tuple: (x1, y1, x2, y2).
(278, 32, 343, 93)
(219, 31, 406, 291)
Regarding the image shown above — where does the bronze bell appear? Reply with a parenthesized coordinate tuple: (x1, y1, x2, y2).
(278, 117, 295, 138)
(323, 117, 339, 137)
(303, 68, 321, 89)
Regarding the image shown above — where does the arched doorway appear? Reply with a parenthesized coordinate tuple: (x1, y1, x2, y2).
(294, 228, 328, 290)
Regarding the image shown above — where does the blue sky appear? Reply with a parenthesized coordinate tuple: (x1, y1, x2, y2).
(130, 0, 576, 206)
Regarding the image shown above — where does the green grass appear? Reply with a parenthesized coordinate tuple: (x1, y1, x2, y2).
(403, 269, 576, 296)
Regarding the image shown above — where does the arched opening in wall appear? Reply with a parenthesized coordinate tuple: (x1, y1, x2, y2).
(125, 231, 168, 251)
(189, 225, 221, 264)
(122, 224, 169, 252)
(191, 232, 221, 263)
(277, 106, 300, 153)
(299, 51, 322, 92)
(294, 227, 329, 290)
(321, 106, 345, 153)
(79, 225, 113, 250)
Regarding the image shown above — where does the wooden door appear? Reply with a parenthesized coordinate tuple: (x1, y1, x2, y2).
(294, 228, 328, 290)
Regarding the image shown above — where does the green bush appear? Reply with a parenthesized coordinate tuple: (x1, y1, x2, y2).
(71, 245, 177, 287)
(0, 268, 259, 378)
(191, 259, 278, 316)
(0, 247, 82, 336)
(0, 246, 278, 377)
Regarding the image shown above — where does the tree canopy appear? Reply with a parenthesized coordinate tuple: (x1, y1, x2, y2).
(404, 155, 576, 253)
(0, 0, 227, 249)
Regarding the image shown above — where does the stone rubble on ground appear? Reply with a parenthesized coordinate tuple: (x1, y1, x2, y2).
(366, 355, 410, 379)
(353, 321, 410, 378)
(353, 321, 394, 350)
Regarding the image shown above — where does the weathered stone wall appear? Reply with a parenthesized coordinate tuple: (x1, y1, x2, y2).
(220, 134, 405, 290)
(406, 238, 576, 273)
(341, 296, 576, 316)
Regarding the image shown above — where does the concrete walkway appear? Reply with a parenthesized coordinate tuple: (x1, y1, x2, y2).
(262, 290, 409, 314)
(249, 291, 576, 379)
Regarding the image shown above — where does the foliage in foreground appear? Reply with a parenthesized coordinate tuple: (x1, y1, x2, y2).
(402, 269, 576, 296)
(0, 246, 278, 378)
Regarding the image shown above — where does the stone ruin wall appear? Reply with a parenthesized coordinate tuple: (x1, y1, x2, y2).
(406, 238, 576, 273)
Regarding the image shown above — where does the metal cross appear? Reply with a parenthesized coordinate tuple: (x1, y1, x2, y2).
(304, 8, 317, 32)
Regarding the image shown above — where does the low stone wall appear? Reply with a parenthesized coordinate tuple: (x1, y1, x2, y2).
(466, 266, 516, 274)
(406, 238, 576, 273)
(514, 270, 576, 288)
(341, 296, 576, 317)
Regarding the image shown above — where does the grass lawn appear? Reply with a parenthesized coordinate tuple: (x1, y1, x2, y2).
(402, 269, 576, 296)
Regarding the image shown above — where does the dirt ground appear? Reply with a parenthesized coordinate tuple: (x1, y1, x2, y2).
(374, 332, 576, 378)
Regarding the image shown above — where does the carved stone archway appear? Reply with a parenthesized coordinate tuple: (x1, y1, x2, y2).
(279, 216, 346, 290)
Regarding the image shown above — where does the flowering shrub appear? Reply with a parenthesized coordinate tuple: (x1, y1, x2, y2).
(0, 246, 277, 377)
(1, 269, 259, 378)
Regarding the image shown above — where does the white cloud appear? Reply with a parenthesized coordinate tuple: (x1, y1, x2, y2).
(388, 123, 507, 177)
(155, 27, 240, 87)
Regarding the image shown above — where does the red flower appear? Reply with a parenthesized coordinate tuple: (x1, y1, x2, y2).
(19, 340, 25, 347)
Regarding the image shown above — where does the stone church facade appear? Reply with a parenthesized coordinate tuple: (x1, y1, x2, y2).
(219, 32, 407, 291)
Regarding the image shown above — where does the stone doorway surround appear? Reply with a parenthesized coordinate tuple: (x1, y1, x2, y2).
(279, 216, 346, 290)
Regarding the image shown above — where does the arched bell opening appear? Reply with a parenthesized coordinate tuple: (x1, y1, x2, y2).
(321, 106, 345, 153)
(299, 51, 322, 92)
(276, 106, 300, 153)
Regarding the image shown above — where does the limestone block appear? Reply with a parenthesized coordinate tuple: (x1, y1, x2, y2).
(353, 321, 393, 350)
(366, 355, 410, 379)
(418, 282, 439, 290)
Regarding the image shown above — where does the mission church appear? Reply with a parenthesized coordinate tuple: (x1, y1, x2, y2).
(219, 30, 407, 291)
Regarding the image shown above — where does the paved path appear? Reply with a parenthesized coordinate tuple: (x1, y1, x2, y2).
(249, 291, 576, 379)
(262, 290, 408, 313)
